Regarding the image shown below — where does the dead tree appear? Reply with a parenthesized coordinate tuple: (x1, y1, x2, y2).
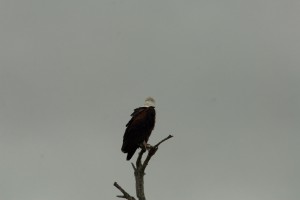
(114, 134, 173, 200)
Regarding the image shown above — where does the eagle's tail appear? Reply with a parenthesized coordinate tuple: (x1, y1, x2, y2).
(126, 148, 137, 160)
(122, 142, 138, 160)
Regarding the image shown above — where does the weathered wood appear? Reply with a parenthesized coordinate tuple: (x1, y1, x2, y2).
(114, 135, 173, 200)
(114, 182, 136, 200)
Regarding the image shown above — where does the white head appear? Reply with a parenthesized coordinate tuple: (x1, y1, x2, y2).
(144, 97, 155, 107)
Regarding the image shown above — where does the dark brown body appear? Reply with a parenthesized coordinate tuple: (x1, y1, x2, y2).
(121, 106, 156, 160)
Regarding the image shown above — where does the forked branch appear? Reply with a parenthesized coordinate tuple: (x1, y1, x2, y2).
(142, 134, 173, 170)
(114, 134, 173, 200)
(114, 182, 136, 200)
(131, 135, 173, 200)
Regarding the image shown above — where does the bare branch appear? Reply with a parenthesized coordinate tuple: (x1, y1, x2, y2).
(114, 135, 174, 200)
(134, 149, 146, 200)
(131, 163, 137, 172)
(135, 135, 174, 199)
(142, 134, 173, 170)
(117, 195, 128, 199)
(154, 134, 174, 148)
(136, 148, 146, 168)
(113, 182, 136, 200)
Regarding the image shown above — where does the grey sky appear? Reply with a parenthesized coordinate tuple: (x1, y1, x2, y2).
(0, 0, 299, 200)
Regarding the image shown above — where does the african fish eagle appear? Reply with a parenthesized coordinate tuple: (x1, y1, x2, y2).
(121, 97, 156, 160)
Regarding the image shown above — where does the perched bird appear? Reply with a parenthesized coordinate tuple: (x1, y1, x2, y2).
(121, 97, 156, 160)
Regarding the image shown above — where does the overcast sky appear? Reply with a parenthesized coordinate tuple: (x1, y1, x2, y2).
(1, 0, 300, 200)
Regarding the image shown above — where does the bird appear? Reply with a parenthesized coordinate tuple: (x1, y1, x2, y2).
(121, 97, 156, 160)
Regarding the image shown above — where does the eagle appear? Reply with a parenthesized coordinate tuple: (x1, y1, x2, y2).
(121, 97, 156, 160)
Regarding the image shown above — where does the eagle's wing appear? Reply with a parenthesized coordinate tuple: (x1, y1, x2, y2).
(123, 108, 148, 144)
(122, 107, 155, 160)
(121, 108, 149, 160)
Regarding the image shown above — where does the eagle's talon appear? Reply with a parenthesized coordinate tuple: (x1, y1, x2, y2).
(140, 144, 146, 151)
(139, 141, 152, 151)
(146, 144, 152, 150)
